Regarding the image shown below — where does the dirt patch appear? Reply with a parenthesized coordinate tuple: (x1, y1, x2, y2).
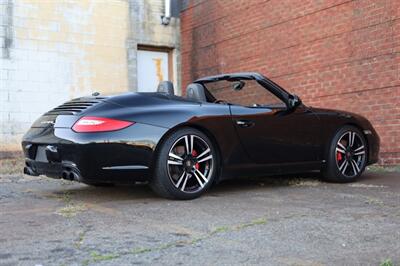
(0, 157, 24, 176)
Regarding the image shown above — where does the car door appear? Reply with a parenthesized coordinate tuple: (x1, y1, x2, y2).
(230, 104, 321, 165)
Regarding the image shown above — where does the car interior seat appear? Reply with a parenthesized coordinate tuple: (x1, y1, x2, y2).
(186, 83, 207, 102)
(157, 81, 174, 95)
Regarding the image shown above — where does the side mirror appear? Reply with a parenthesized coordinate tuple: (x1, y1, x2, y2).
(288, 94, 302, 109)
(233, 81, 245, 91)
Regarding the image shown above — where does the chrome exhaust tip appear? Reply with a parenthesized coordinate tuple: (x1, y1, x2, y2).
(71, 171, 81, 181)
(61, 171, 69, 180)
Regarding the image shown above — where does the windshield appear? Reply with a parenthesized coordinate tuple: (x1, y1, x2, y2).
(203, 79, 285, 108)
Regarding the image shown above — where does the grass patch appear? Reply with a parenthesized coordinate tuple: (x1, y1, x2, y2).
(55, 203, 87, 218)
(348, 183, 386, 188)
(363, 196, 384, 206)
(0, 158, 24, 175)
(210, 226, 230, 235)
(73, 231, 86, 249)
(288, 178, 321, 187)
(90, 251, 119, 262)
(380, 259, 393, 266)
(61, 191, 72, 204)
(211, 218, 267, 234)
(236, 218, 267, 229)
(130, 247, 152, 255)
(367, 165, 400, 173)
(84, 216, 267, 262)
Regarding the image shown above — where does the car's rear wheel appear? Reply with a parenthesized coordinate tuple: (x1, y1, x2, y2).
(323, 125, 367, 182)
(150, 127, 217, 200)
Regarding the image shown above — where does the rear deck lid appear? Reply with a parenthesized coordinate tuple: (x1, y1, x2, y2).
(31, 96, 107, 128)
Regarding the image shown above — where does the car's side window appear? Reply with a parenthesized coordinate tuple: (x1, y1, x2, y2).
(205, 80, 285, 108)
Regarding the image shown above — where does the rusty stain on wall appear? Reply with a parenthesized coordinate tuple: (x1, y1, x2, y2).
(153, 58, 164, 82)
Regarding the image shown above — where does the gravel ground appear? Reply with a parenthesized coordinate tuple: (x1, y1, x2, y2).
(0, 160, 399, 266)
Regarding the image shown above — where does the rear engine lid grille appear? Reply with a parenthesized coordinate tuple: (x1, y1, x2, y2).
(45, 97, 106, 116)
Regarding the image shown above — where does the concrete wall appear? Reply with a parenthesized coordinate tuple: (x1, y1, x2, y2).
(127, 0, 181, 93)
(181, 0, 400, 165)
(0, 0, 181, 154)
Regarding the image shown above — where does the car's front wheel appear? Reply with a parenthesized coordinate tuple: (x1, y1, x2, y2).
(323, 125, 367, 182)
(150, 127, 218, 200)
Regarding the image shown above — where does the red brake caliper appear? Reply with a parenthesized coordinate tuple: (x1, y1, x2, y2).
(192, 150, 200, 169)
(337, 152, 342, 162)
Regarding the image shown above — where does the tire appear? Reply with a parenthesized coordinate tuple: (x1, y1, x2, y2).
(150, 127, 218, 200)
(322, 125, 367, 182)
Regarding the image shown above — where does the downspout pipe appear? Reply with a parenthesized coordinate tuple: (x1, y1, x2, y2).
(161, 0, 171, 25)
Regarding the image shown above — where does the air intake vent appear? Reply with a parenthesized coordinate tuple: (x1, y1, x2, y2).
(45, 97, 106, 116)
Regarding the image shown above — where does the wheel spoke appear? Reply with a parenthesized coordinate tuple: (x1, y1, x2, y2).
(350, 160, 358, 175)
(351, 159, 360, 173)
(337, 142, 346, 151)
(336, 147, 346, 154)
(196, 148, 210, 160)
(184, 135, 190, 155)
(354, 150, 365, 156)
(190, 135, 194, 154)
(168, 160, 183, 166)
(354, 145, 364, 152)
(169, 152, 183, 161)
(195, 169, 208, 183)
(193, 171, 205, 188)
(339, 160, 348, 172)
(198, 155, 213, 163)
(353, 145, 365, 156)
(174, 171, 186, 188)
(349, 132, 356, 147)
(181, 173, 189, 191)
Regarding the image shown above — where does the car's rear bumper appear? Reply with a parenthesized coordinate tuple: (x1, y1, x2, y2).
(21, 123, 168, 184)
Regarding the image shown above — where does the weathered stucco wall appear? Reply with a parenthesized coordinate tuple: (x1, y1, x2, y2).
(0, 0, 129, 152)
(0, 0, 181, 154)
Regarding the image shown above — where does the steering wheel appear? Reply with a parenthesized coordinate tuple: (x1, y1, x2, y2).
(215, 99, 228, 104)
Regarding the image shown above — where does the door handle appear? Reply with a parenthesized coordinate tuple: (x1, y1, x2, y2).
(236, 120, 255, 128)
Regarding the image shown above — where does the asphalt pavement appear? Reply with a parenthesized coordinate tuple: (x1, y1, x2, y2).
(0, 163, 399, 266)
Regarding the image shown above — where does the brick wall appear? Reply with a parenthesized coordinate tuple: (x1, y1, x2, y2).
(181, 0, 400, 165)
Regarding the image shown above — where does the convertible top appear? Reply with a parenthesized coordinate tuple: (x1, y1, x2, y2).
(193, 72, 290, 98)
(194, 72, 264, 83)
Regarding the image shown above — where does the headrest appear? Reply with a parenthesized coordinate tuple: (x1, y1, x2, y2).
(186, 83, 207, 102)
(157, 81, 174, 95)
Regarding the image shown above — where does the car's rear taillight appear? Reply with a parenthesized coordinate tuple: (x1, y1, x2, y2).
(72, 116, 134, 133)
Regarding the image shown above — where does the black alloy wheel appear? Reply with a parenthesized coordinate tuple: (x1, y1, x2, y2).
(150, 127, 217, 199)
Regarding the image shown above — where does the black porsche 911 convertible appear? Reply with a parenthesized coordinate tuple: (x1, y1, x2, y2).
(22, 72, 379, 199)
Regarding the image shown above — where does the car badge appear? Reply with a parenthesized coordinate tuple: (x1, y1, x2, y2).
(41, 120, 55, 125)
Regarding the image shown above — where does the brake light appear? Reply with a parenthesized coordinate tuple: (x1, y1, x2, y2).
(72, 116, 134, 132)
